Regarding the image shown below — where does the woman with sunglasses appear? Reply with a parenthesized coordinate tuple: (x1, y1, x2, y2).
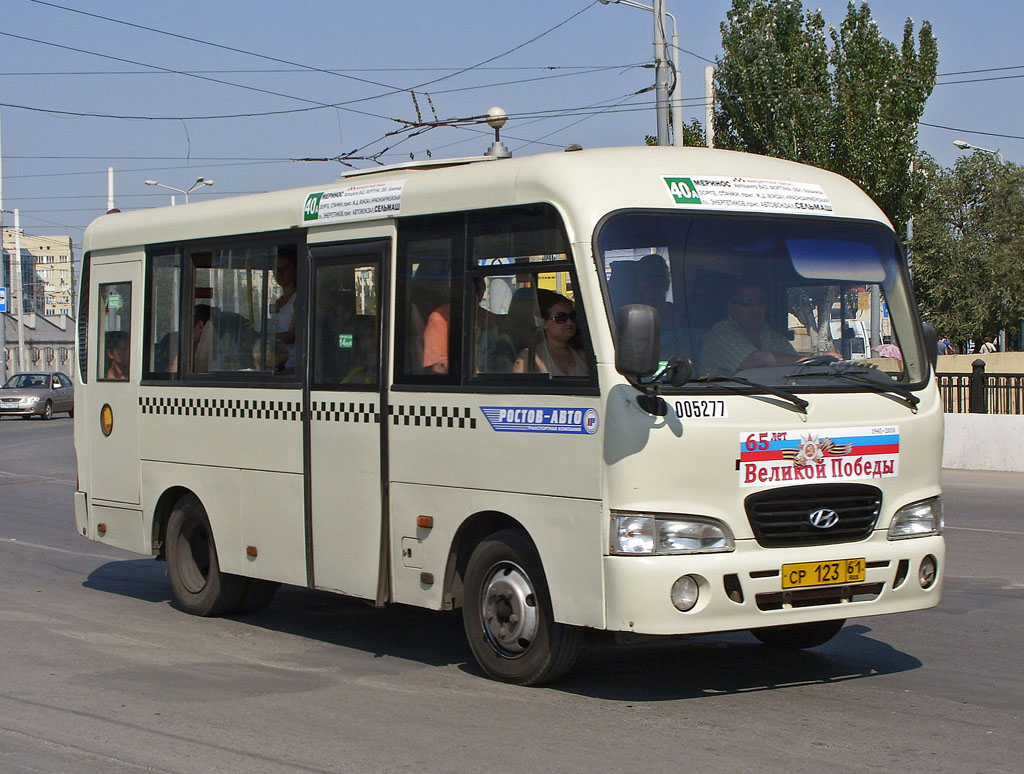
(513, 289, 588, 376)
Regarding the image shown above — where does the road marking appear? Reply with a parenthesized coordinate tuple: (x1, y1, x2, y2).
(3, 537, 127, 560)
(945, 526, 1024, 536)
(0, 470, 75, 486)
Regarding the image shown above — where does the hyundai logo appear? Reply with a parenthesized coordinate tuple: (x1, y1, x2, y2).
(808, 508, 840, 529)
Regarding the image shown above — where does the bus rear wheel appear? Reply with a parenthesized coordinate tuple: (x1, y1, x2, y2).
(462, 529, 581, 685)
(751, 619, 845, 649)
(166, 494, 245, 616)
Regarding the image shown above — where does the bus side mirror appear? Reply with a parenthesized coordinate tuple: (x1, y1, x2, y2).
(615, 304, 660, 378)
(921, 321, 938, 372)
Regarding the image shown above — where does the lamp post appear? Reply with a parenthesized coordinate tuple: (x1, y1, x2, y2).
(952, 139, 1006, 165)
(599, 0, 681, 146)
(144, 177, 214, 205)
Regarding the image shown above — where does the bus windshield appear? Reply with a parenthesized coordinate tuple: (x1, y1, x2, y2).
(598, 212, 926, 389)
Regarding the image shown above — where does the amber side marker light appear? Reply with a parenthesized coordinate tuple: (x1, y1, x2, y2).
(100, 404, 114, 436)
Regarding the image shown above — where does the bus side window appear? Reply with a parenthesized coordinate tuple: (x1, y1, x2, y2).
(145, 251, 181, 379)
(184, 242, 297, 377)
(397, 254, 458, 380)
(97, 282, 132, 381)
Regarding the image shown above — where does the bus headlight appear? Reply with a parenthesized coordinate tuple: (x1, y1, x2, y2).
(888, 497, 944, 540)
(611, 513, 734, 555)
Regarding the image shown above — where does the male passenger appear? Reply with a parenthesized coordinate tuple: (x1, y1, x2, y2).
(700, 283, 799, 375)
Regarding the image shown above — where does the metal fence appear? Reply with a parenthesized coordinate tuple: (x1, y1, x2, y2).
(937, 359, 1024, 414)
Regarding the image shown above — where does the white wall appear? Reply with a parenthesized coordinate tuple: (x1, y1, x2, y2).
(943, 414, 1024, 472)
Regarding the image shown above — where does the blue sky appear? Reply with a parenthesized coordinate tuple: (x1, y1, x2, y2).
(1, 0, 1021, 250)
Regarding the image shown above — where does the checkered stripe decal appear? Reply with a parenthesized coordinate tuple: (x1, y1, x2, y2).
(389, 404, 476, 429)
(311, 400, 380, 424)
(139, 396, 476, 428)
(140, 396, 301, 421)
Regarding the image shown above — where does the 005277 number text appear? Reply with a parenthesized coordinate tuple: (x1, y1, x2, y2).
(674, 399, 727, 419)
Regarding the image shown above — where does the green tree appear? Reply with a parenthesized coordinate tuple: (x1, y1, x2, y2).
(910, 153, 1024, 344)
(646, 118, 706, 147)
(713, 0, 937, 234)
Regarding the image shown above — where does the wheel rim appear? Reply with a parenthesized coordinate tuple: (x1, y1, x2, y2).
(174, 517, 211, 594)
(43, 403, 52, 419)
(479, 560, 540, 658)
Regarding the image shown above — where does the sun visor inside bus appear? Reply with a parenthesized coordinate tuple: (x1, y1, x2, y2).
(786, 238, 886, 283)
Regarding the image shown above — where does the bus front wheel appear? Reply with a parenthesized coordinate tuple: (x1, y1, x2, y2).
(462, 529, 582, 685)
(166, 495, 245, 617)
(751, 619, 845, 649)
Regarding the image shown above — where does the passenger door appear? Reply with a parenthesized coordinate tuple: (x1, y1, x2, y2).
(307, 240, 389, 600)
(87, 261, 141, 505)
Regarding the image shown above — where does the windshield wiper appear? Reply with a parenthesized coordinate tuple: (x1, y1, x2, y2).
(693, 375, 808, 414)
(788, 363, 920, 410)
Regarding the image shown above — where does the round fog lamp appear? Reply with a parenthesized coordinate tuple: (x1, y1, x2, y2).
(670, 575, 699, 612)
(918, 555, 937, 589)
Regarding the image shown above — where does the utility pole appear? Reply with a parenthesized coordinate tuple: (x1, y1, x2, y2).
(652, 0, 670, 145)
(705, 65, 715, 148)
(13, 208, 25, 373)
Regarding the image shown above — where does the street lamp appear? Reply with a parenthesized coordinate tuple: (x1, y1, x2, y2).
(952, 139, 1005, 165)
(144, 176, 214, 205)
(599, 0, 682, 147)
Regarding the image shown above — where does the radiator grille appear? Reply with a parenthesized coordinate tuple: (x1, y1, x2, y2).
(744, 483, 882, 548)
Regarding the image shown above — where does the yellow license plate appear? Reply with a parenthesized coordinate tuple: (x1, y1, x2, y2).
(781, 558, 866, 589)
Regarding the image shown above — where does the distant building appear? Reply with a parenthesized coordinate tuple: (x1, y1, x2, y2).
(2, 228, 74, 316)
(2, 312, 77, 378)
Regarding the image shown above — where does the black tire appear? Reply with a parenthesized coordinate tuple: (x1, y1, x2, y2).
(41, 401, 53, 420)
(462, 529, 582, 685)
(751, 619, 845, 649)
(166, 494, 246, 616)
(236, 578, 280, 614)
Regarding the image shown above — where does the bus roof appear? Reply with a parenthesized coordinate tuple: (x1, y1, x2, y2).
(83, 146, 892, 253)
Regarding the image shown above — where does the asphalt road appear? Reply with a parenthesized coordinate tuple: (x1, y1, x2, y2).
(1, 418, 1021, 773)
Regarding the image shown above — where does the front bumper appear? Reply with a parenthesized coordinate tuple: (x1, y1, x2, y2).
(604, 532, 944, 635)
(0, 404, 41, 417)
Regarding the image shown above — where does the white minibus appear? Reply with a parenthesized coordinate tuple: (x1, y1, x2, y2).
(74, 145, 944, 684)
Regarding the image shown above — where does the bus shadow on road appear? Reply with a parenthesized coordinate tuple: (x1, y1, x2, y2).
(83, 559, 472, 668)
(555, 625, 923, 701)
(83, 557, 174, 604)
(83, 559, 921, 695)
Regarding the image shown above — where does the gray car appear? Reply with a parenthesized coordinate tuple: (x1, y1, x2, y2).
(0, 372, 75, 420)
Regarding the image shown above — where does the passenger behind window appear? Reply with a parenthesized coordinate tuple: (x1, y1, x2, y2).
(633, 254, 681, 357)
(341, 315, 378, 385)
(189, 303, 213, 373)
(271, 246, 299, 373)
(422, 301, 450, 374)
(405, 259, 451, 375)
(513, 289, 588, 376)
(154, 330, 179, 374)
(314, 282, 357, 384)
(103, 330, 130, 380)
(472, 277, 517, 374)
(700, 283, 800, 375)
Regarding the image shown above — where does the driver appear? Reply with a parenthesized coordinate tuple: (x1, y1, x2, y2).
(700, 283, 801, 375)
